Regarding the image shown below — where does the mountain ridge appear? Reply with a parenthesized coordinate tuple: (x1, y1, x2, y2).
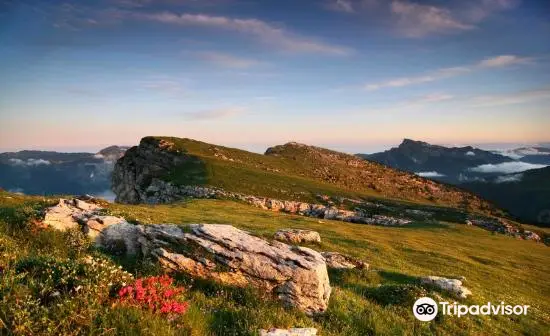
(112, 136, 502, 218)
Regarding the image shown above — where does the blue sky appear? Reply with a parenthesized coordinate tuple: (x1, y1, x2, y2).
(1, 0, 549, 153)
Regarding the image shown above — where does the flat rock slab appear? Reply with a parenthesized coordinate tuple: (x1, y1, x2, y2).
(260, 328, 317, 336)
(421, 276, 472, 299)
(321, 252, 369, 270)
(274, 229, 321, 244)
(101, 223, 332, 315)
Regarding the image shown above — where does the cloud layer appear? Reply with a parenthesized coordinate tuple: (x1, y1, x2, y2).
(469, 162, 548, 174)
(495, 173, 523, 183)
(9, 158, 51, 166)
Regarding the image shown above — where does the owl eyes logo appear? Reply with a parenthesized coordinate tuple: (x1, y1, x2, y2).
(415, 303, 436, 315)
(413, 297, 438, 321)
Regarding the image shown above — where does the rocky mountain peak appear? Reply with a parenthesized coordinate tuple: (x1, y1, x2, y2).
(399, 139, 431, 148)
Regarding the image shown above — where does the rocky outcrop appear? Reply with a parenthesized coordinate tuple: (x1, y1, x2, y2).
(274, 229, 321, 244)
(112, 137, 189, 204)
(44, 198, 332, 315)
(467, 218, 541, 242)
(121, 178, 413, 227)
(321, 252, 369, 270)
(100, 223, 331, 315)
(421, 276, 472, 299)
(43, 198, 127, 239)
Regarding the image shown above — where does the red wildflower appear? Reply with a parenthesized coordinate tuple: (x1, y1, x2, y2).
(115, 275, 189, 316)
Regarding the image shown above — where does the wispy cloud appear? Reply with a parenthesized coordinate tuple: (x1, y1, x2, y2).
(408, 93, 454, 104)
(327, 0, 355, 13)
(470, 87, 550, 107)
(329, 0, 519, 38)
(365, 55, 532, 90)
(477, 55, 532, 68)
(465, 0, 519, 22)
(139, 78, 186, 94)
(365, 66, 470, 90)
(198, 52, 262, 69)
(132, 12, 351, 55)
(183, 107, 245, 120)
(45, 3, 350, 55)
(109, 0, 227, 8)
(391, 1, 474, 38)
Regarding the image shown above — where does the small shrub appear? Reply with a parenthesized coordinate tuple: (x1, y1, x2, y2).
(364, 284, 428, 306)
(63, 228, 92, 258)
(1, 256, 133, 334)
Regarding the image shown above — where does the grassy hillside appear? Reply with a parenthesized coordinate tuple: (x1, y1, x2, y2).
(1, 191, 549, 335)
(130, 137, 501, 217)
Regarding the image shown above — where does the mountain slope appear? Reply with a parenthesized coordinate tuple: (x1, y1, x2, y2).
(113, 136, 499, 216)
(462, 167, 550, 226)
(358, 139, 513, 183)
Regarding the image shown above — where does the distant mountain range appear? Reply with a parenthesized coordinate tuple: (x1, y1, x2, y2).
(359, 139, 550, 225)
(0, 146, 128, 198)
(358, 139, 550, 184)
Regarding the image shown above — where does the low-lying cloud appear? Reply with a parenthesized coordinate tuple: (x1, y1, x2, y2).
(495, 174, 523, 183)
(9, 158, 51, 166)
(469, 162, 547, 174)
(416, 171, 445, 177)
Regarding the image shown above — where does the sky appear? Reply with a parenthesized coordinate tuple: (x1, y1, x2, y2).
(0, 0, 549, 154)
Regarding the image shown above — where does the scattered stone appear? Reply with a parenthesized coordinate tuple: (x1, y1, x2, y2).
(468, 218, 542, 241)
(274, 229, 321, 244)
(101, 223, 332, 315)
(259, 328, 317, 336)
(121, 178, 413, 227)
(321, 252, 369, 270)
(421, 276, 472, 299)
(43, 198, 127, 239)
(523, 231, 541, 242)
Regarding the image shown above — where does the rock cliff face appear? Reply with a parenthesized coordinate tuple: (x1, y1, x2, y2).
(112, 137, 187, 204)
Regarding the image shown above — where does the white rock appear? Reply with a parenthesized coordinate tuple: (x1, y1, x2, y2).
(43, 198, 127, 239)
(274, 229, 321, 244)
(102, 223, 332, 315)
(321, 252, 369, 270)
(421, 276, 472, 299)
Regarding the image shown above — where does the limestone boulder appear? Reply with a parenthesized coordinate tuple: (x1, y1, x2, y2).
(421, 276, 472, 299)
(43, 198, 127, 239)
(321, 252, 369, 270)
(100, 223, 332, 315)
(274, 229, 321, 244)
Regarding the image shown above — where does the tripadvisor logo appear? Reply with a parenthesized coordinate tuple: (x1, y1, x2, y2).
(413, 297, 530, 322)
(413, 297, 438, 321)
